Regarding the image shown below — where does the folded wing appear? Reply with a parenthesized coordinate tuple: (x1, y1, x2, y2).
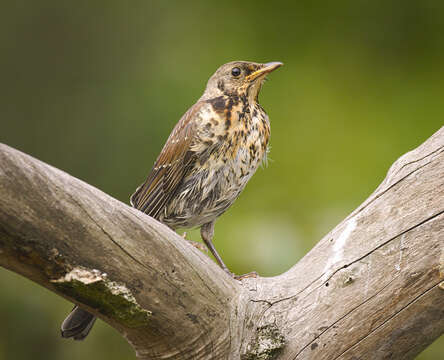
(130, 102, 204, 219)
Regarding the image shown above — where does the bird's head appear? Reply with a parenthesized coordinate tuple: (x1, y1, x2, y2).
(202, 61, 283, 102)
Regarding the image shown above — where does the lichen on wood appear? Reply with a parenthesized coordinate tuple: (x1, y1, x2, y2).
(52, 267, 151, 328)
(241, 324, 286, 360)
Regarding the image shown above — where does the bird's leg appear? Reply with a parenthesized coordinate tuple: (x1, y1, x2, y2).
(201, 222, 233, 276)
(200, 222, 257, 279)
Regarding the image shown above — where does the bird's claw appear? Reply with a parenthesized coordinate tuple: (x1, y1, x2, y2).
(222, 269, 258, 280)
(234, 271, 258, 280)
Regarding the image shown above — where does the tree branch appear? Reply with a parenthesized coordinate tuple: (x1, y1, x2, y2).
(1, 126, 443, 359)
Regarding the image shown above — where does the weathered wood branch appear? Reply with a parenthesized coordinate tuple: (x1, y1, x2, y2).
(0, 127, 443, 360)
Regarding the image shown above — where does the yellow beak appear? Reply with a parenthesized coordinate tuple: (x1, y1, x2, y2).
(246, 62, 283, 81)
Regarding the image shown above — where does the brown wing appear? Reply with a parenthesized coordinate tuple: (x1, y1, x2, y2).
(130, 101, 204, 219)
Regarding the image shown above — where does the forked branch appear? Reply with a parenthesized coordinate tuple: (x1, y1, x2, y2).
(0, 127, 443, 359)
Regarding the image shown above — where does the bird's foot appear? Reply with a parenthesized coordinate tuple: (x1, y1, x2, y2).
(234, 271, 258, 280)
(185, 238, 208, 252)
(222, 268, 258, 280)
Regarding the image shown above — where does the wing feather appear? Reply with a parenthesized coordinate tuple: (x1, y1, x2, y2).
(130, 101, 204, 219)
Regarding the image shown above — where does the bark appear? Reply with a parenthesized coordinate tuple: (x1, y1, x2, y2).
(0, 127, 443, 360)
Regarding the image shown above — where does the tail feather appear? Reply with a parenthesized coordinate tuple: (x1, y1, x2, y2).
(61, 306, 96, 340)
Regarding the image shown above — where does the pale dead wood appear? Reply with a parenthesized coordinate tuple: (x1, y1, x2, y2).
(0, 126, 443, 360)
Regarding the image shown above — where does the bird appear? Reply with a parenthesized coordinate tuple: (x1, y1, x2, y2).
(61, 60, 283, 340)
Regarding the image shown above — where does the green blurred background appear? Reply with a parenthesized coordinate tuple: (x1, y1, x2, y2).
(1, 1, 443, 359)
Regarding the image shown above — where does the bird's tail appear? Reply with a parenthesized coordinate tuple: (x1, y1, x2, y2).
(61, 306, 96, 340)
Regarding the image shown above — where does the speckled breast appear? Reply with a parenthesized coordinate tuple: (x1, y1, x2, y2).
(161, 95, 270, 229)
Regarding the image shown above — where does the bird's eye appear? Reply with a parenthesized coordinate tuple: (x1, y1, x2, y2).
(231, 67, 241, 77)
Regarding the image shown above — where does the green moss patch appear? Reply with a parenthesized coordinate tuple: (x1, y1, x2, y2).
(52, 268, 151, 328)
